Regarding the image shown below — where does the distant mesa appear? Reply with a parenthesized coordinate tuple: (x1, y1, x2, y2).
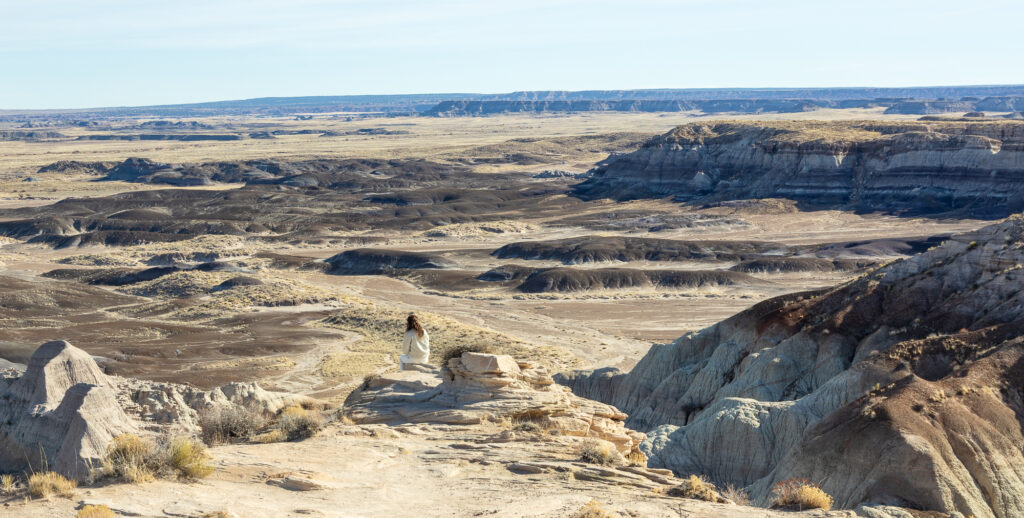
(575, 119, 1024, 218)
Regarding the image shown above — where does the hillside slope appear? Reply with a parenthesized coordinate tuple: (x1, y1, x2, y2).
(559, 216, 1024, 517)
(575, 120, 1024, 218)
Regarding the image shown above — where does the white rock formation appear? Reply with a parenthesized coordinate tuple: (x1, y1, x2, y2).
(0, 341, 136, 478)
(560, 217, 1024, 517)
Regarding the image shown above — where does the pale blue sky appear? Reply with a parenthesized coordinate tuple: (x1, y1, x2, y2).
(2, 0, 1022, 109)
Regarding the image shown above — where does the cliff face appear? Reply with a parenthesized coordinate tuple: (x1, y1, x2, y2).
(558, 216, 1024, 517)
(575, 120, 1024, 217)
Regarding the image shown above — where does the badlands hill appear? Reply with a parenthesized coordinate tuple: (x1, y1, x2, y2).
(560, 215, 1024, 517)
(575, 120, 1024, 218)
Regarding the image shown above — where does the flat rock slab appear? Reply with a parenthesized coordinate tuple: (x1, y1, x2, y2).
(460, 352, 521, 375)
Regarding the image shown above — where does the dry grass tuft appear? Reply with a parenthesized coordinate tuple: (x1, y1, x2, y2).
(76, 504, 117, 518)
(772, 478, 833, 510)
(667, 474, 724, 502)
(27, 471, 76, 499)
(570, 499, 616, 518)
(254, 428, 288, 443)
(104, 433, 214, 482)
(104, 433, 157, 483)
(167, 436, 215, 480)
(721, 483, 751, 506)
(0, 473, 16, 493)
(578, 439, 620, 466)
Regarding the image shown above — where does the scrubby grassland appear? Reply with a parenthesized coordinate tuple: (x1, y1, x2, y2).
(316, 297, 578, 379)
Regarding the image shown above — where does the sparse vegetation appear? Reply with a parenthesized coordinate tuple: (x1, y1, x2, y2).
(317, 298, 576, 376)
(578, 439, 620, 466)
(772, 478, 833, 510)
(167, 437, 216, 480)
(76, 504, 117, 518)
(103, 433, 215, 482)
(198, 405, 269, 445)
(570, 499, 615, 518)
(626, 450, 647, 467)
(721, 483, 750, 506)
(0, 473, 16, 493)
(27, 471, 76, 499)
(104, 433, 157, 483)
(667, 474, 724, 503)
(274, 405, 325, 441)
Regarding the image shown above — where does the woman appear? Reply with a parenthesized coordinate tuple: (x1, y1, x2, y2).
(400, 313, 430, 369)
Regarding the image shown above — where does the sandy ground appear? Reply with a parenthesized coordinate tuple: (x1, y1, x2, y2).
(1, 421, 856, 518)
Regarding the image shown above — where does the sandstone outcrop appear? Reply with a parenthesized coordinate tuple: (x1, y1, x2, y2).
(0, 341, 136, 478)
(560, 216, 1024, 517)
(345, 352, 646, 459)
(575, 120, 1024, 218)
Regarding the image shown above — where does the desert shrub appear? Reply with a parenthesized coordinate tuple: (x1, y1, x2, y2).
(772, 478, 833, 510)
(27, 471, 76, 499)
(667, 474, 723, 502)
(439, 343, 496, 365)
(76, 504, 117, 518)
(721, 483, 750, 506)
(570, 499, 613, 518)
(198, 405, 268, 445)
(274, 405, 325, 441)
(578, 439, 620, 466)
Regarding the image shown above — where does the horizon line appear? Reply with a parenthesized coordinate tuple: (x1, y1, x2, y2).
(3, 83, 1024, 114)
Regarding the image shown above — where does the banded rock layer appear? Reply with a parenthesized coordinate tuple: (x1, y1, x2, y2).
(575, 120, 1024, 217)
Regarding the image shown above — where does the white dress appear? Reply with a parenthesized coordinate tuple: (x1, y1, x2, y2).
(400, 329, 430, 366)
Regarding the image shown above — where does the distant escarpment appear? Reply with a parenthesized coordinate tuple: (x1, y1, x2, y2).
(558, 216, 1024, 516)
(424, 99, 871, 117)
(575, 120, 1024, 218)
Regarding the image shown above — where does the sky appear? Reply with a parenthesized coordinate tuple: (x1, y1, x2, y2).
(1, 0, 1022, 109)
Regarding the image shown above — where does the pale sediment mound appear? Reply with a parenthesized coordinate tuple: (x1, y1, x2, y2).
(0, 341, 136, 478)
(345, 352, 646, 459)
(118, 379, 318, 434)
(560, 216, 1024, 517)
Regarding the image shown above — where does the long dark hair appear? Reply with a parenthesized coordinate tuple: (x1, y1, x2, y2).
(406, 314, 425, 338)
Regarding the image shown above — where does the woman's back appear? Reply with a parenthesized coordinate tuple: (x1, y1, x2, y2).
(401, 315, 430, 365)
